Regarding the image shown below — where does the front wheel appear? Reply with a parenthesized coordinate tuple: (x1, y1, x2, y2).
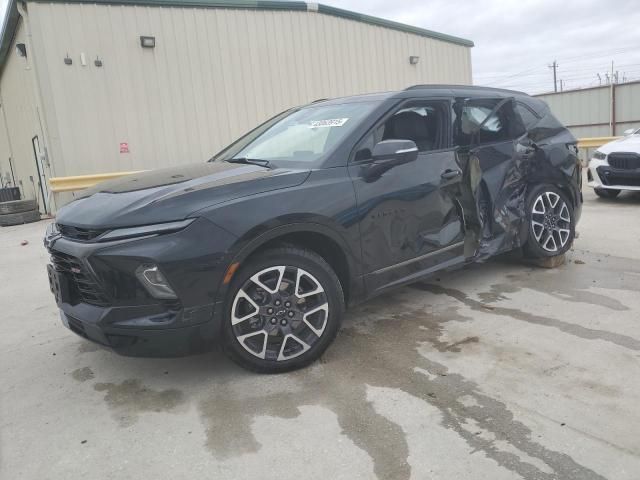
(222, 246, 344, 373)
(594, 187, 620, 199)
(524, 185, 575, 258)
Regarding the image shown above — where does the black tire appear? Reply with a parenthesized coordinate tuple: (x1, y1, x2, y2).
(222, 245, 345, 373)
(523, 185, 575, 259)
(0, 209, 41, 227)
(594, 187, 620, 199)
(0, 199, 38, 215)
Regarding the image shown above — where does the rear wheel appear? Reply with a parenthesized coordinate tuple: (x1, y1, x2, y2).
(222, 246, 344, 373)
(594, 187, 620, 199)
(524, 185, 575, 258)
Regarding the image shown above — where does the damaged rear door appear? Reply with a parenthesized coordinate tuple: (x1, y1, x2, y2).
(453, 96, 532, 259)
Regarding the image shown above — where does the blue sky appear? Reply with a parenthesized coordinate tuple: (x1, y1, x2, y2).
(2, 0, 640, 94)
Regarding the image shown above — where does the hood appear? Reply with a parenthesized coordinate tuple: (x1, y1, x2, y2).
(599, 134, 640, 154)
(56, 161, 310, 229)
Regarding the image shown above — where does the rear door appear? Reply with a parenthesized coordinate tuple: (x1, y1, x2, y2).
(349, 98, 466, 294)
(452, 97, 529, 258)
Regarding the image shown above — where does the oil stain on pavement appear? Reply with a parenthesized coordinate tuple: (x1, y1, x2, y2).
(71, 366, 94, 382)
(93, 379, 186, 427)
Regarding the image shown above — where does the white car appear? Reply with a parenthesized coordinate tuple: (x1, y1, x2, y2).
(588, 128, 640, 198)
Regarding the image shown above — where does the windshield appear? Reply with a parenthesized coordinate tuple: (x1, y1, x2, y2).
(217, 102, 378, 166)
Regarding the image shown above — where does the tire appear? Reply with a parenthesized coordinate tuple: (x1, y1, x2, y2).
(0, 209, 41, 227)
(594, 187, 620, 199)
(222, 245, 345, 373)
(0, 199, 38, 215)
(523, 185, 575, 259)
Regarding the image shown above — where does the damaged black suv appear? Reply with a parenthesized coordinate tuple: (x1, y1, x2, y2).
(45, 85, 582, 373)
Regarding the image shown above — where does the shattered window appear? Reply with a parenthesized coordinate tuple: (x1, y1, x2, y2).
(516, 103, 540, 128)
(453, 99, 522, 147)
(461, 106, 503, 134)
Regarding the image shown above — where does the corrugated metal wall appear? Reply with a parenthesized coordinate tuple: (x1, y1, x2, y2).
(536, 82, 640, 139)
(0, 21, 44, 207)
(25, 2, 472, 180)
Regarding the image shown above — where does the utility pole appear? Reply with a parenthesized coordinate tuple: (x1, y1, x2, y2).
(560, 79, 564, 92)
(597, 73, 602, 86)
(610, 61, 615, 135)
(548, 60, 558, 92)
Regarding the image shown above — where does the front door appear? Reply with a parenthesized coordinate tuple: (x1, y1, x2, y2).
(349, 99, 466, 294)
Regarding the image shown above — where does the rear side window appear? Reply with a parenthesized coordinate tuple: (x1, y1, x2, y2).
(516, 103, 540, 129)
(452, 98, 525, 148)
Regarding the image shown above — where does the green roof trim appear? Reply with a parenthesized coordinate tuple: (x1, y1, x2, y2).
(1, 0, 473, 72)
(316, 4, 474, 47)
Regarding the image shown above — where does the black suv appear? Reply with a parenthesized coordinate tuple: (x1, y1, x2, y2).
(45, 85, 582, 372)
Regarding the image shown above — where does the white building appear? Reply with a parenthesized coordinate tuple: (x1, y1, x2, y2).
(0, 0, 473, 212)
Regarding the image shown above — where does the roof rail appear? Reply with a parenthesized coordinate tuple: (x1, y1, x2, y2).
(404, 85, 453, 91)
(404, 84, 527, 95)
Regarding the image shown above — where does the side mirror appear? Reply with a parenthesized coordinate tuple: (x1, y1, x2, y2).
(372, 139, 418, 163)
(362, 140, 418, 182)
(623, 128, 636, 136)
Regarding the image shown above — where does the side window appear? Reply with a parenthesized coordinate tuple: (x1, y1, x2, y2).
(354, 101, 447, 161)
(452, 98, 524, 148)
(354, 124, 385, 161)
(516, 102, 540, 129)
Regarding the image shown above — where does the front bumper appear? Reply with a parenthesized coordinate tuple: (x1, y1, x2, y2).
(59, 303, 222, 356)
(45, 217, 236, 356)
(587, 159, 640, 191)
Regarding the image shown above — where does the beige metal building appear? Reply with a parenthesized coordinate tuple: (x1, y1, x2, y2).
(0, 0, 473, 212)
(536, 81, 640, 139)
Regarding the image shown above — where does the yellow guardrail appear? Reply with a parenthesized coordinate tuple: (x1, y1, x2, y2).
(49, 171, 145, 193)
(46, 138, 621, 193)
(577, 136, 619, 149)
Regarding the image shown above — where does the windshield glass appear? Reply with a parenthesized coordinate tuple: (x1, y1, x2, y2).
(219, 102, 378, 165)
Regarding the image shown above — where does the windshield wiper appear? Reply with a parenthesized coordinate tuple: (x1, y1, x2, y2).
(225, 157, 270, 167)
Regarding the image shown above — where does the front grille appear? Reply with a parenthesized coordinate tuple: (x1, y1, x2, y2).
(50, 251, 109, 306)
(606, 175, 640, 187)
(608, 152, 640, 170)
(57, 224, 106, 242)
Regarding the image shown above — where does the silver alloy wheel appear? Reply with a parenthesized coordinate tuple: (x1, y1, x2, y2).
(530, 191, 572, 253)
(231, 266, 329, 361)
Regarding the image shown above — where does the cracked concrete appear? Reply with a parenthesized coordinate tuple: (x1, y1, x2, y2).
(1, 188, 640, 479)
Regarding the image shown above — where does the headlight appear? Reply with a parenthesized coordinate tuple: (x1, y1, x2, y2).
(593, 150, 607, 160)
(99, 219, 194, 242)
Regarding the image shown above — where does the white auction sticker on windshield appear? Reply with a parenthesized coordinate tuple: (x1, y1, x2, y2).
(309, 118, 349, 128)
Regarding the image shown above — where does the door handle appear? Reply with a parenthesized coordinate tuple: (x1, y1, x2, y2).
(441, 169, 462, 180)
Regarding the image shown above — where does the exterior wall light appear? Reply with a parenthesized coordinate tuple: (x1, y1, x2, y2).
(140, 36, 156, 48)
(15, 43, 27, 58)
(409, 56, 420, 65)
